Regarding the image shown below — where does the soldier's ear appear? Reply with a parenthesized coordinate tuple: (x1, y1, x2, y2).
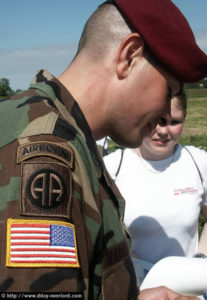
(116, 33, 145, 79)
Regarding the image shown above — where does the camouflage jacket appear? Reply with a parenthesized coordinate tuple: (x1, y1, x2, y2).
(0, 70, 138, 299)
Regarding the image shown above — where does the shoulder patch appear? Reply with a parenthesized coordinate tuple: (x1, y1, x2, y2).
(17, 141, 74, 168)
(6, 218, 80, 268)
(21, 162, 72, 219)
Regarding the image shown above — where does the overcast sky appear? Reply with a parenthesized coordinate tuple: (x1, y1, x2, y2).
(0, 0, 206, 91)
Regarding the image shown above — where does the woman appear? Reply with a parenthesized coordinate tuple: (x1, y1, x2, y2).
(104, 91, 207, 286)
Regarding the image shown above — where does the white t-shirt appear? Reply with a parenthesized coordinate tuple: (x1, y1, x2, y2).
(104, 145, 207, 264)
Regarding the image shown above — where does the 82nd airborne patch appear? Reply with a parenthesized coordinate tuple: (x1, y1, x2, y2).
(17, 142, 74, 219)
(21, 162, 72, 219)
(17, 141, 74, 168)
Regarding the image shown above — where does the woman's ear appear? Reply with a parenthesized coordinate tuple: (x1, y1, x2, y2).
(116, 33, 145, 79)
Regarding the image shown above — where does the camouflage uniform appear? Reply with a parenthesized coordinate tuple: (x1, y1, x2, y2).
(0, 70, 138, 299)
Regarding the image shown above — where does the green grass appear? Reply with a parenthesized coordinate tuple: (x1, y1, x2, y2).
(185, 88, 207, 99)
(180, 89, 207, 151)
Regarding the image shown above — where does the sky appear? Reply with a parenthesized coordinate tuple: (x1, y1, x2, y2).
(0, 0, 207, 91)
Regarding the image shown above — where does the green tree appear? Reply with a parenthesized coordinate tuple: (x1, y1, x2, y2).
(0, 78, 14, 96)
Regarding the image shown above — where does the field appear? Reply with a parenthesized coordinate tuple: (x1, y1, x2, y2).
(180, 88, 207, 151)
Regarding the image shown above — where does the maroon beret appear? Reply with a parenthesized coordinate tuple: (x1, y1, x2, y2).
(112, 0, 207, 83)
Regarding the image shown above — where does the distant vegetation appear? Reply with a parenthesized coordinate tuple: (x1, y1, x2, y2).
(0, 78, 22, 98)
(180, 88, 207, 151)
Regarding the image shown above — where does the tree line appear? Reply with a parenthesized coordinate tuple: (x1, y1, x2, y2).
(0, 77, 207, 97)
(0, 78, 22, 97)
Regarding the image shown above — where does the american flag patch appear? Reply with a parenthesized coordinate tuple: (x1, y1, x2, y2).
(6, 219, 80, 268)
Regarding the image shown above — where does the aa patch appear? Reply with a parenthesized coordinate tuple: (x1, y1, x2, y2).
(6, 219, 80, 268)
(21, 162, 72, 219)
(17, 141, 74, 169)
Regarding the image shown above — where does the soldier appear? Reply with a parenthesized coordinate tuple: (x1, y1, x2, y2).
(0, 0, 206, 299)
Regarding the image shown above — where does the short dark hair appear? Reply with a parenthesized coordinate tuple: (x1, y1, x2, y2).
(76, 3, 132, 60)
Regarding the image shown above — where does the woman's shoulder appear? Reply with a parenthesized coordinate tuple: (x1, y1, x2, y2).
(182, 145, 207, 173)
(184, 145, 207, 159)
(104, 148, 135, 162)
(103, 149, 124, 177)
(103, 148, 136, 178)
